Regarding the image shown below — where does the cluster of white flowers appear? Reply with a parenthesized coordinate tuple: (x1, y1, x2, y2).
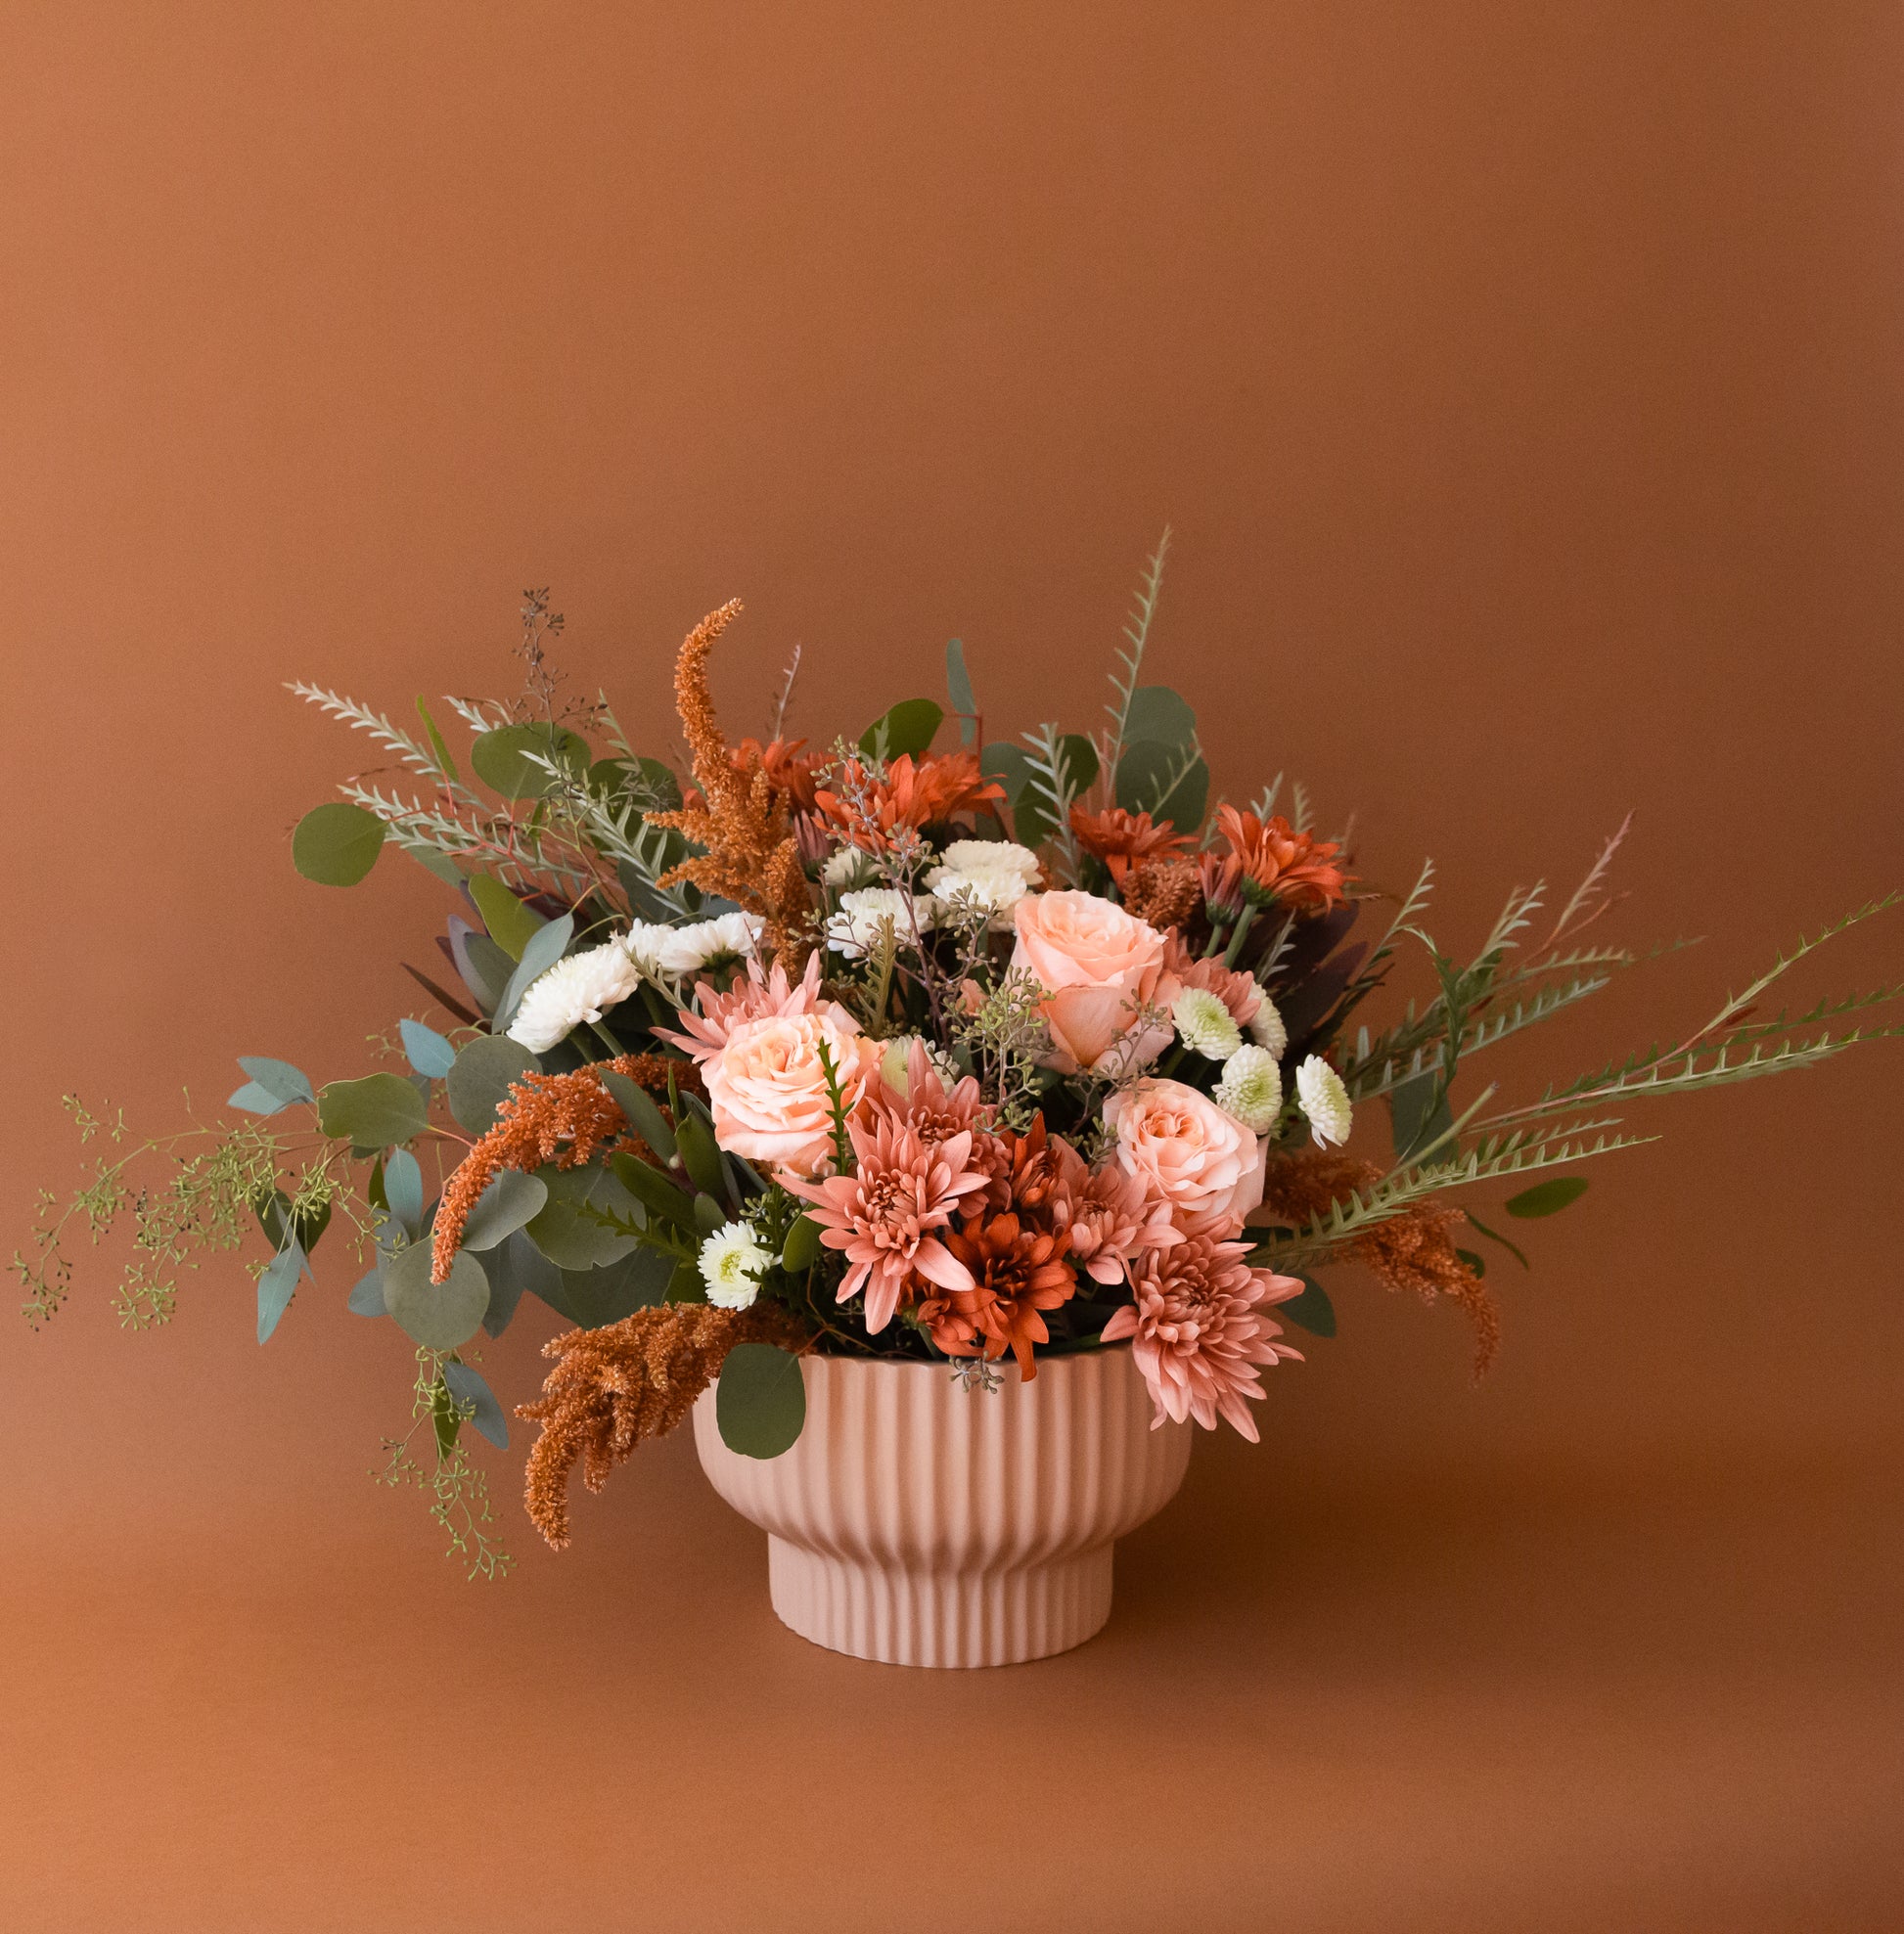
(506, 940, 644, 1054)
(699, 1220, 773, 1309)
(628, 911, 762, 979)
(827, 886, 936, 960)
(925, 840, 1042, 927)
(1172, 987, 1243, 1061)
(822, 846, 877, 891)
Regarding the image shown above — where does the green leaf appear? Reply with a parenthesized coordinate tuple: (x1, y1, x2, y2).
(445, 1033, 538, 1135)
(693, 1192, 728, 1235)
(860, 698, 943, 760)
(347, 1265, 385, 1316)
(589, 754, 680, 810)
(715, 1343, 807, 1460)
(458, 1168, 549, 1251)
(991, 734, 1098, 843)
(522, 1163, 642, 1270)
(495, 914, 575, 1031)
(1114, 740, 1208, 830)
(1389, 1069, 1454, 1165)
(1455, 1247, 1488, 1279)
(467, 876, 547, 961)
(292, 802, 385, 886)
(470, 723, 590, 800)
(384, 1244, 490, 1351)
(548, 1248, 674, 1328)
(253, 1187, 333, 1257)
(673, 1104, 727, 1202)
(382, 1147, 425, 1237)
(1505, 1176, 1589, 1219)
(397, 840, 466, 886)
(316, 1072, 428, 1148)
(397, 1018, 457, 1079)
(598, 1069, 678, 1163)
(1465, 1211, 1531, 1270)
(441, 1360, 508, 1450)
(476, 1228, 560, 1335)
(609, 1151, 697, 1230)
(780, 1213, 821, 1274)
(414, 696, 460, 784)
(1277, 1274, 1337, 1338)
(256, 1242, 305, 1344)
(456, 931, 516, 1016)
(235, 1057, 315, 1107)
(1123, 685, 1197, 751)
(430, 1373, 462, 1460)
(945, 640, 977, 745)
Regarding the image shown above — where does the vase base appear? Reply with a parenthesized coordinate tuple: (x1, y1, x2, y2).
(765, 1537, 1115, 1667)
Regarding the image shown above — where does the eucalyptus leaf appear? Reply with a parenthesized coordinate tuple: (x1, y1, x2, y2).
(555, 1247, 674, 1328)
(1114, 740, 1209, 831)
(441, 1360, 509, 1450)
(468, 876, 546, 962)
(470, 723, 590, 800)
(253, 1188, 332, 1257)
(715, 1344, 807, 1460)
(1505, 1176, 1589, 1219)
(347, 1265, 386, 1317)
(598, 1070, 677, 1163)
(398, 841, 465, 886)
(382, 1147, 425, 1237)
(446, 1034, 539, 1135)
(495, 914, 575, 1031)
(1277, 1275, 1337, 1338)
(292, 802, 385, 886)
(227, 1081, 291, 1116)
(316, 1072, 428, 1149)
(451, 926, 516, 1016)
(1123, 685, 1198, 751)
(237, 1057, 316, 1106)
(860, 697, 942, 760)
(396, 1018, 458, 1079)
(522, 1162, 641, 1270)
(256, 1242, 305, 1344)
(481, 1228, 564, 1334)
(944, 639, 977, 744)
(459, 1168, 549, 1251)
(384, 1243, 490, 1351)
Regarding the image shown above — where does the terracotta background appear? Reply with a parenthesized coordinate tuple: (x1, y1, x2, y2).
(4, 4, 1901, 1928)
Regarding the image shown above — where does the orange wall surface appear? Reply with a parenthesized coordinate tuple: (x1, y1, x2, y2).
(3, 6, 1901, 1929)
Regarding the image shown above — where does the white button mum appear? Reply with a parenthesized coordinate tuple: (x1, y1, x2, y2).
(630, 911, 763, 978)
(1172, 987, 1244, 1061)
(506, 939, 644, 1053)
(1294, 1055, 1353, 1147)
(823, 846, 877, 889)
(1213, 1044, 1283, 1132)
(926, 839, 1042, 926)
(699, 1221, 774, 1310)
(1247, 996, 1289, 1058)
(827, 886, 934, 959)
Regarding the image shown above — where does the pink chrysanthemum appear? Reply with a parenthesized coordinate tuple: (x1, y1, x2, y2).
(1102, 1237, 1304, 1440)
(1160, 930, 1264, 1035)
(1047, 1144, 1181, 1287)
(864, 1037, 992, 1148)
(782, 1116, 988, 1331)
(655, 952, 826, 1064)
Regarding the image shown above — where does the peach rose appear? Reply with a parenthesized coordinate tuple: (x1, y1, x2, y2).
(1011, 890, 1179, 1075)
(1104, 1078, 1267, 1237)
(702, 1007, 880, 1177)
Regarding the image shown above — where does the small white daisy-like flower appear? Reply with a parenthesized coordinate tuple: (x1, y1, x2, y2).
(926, 839, 1042, 926)
(827, 886, 935, 959)
(823, 846, 876, 889)
(1294, 1055, 1353, 1147)
(1172, 986, 1243, 1060)
(1247, 996, 1289, 1058)
(1212, 1044, 1283, 1133)
(506, 940, 643, 1053)
(642, 911, 763, 976)
(699, 1221, 774, 1310)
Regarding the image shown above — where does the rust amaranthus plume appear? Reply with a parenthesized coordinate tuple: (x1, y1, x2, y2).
(518, 1300, 812, 1549)
(1260, 1148, 1500, 1377)
(646, 600, 813, 964)
(430, 1053, 700, 1282)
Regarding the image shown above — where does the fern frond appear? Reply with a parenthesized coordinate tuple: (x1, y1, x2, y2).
(1291, 779, 1314, 836)
(1020, 723, 1090, 885)
(1250, 773, 1285, 822)
(1101, 527, 1171, 775)
(289, 684, 465, 792)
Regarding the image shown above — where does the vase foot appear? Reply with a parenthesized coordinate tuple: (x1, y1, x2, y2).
(765, 1538, 1115, 1667)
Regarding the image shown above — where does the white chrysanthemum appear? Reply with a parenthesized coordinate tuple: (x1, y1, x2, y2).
(1172, 987, 1244, 1060)
(1213, 1045, 1283, 1133)
(1294, 1055, 1353, 1147)
(1247, 995, 1289, 1058)
(625, 912, 762, 978)
(926, 839, 1042, 926)
(506, 940, 643, 1053)
(699, 1221, 774, 1310)
(823, 846, 876, 889)
(827, 886, 935, 960)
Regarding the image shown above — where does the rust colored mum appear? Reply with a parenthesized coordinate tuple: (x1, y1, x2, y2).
(1120, 855, 1202, 930)
(1069, 805, 1194, 886)
(919, 1210, 1077, 1378)
(645, 602, 813, 962)
(730, 735, 822, 816)
(1201, 805, 1350, 916)
(813, 750, 1005, 854)
(430, 1053, 698, 1283)
(1259, 1148, 1499, 1376)
(518, 1300, 811, 1550)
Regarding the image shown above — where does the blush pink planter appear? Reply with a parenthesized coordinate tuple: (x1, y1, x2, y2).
(692, 1344, 1192, 1668)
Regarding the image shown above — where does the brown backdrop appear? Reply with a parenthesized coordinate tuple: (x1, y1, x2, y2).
(4, 5, 1901, 1928)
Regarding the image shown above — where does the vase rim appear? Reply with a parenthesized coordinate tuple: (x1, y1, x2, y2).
(793, 1342, 1131, 1372)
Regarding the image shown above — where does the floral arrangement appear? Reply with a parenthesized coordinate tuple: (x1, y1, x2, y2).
(20, 551, 1900, 1579)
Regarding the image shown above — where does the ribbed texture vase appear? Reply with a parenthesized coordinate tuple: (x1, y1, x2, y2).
(693, 1345, 1191, 1668)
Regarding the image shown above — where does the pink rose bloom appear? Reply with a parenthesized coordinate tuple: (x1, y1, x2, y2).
(1105, 1077, 1268, 1237)
(1011, 890, 1179, 1075)
(701, 1008, 880, 1177)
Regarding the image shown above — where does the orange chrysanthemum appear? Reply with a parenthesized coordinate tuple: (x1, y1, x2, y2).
(813, 750, 1005, 855)
(1200, 805, 1350, 916)
(730, 736, 822, 816)
(1068, 805, 1194, 886)
(919, 1209, 1078, 1378)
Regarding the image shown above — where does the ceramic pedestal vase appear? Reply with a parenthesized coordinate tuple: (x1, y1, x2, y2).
(692, 1344, 1191, 1668)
